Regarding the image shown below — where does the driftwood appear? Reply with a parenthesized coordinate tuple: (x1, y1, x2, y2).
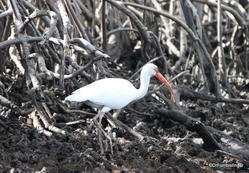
(156, 109, 249, 165)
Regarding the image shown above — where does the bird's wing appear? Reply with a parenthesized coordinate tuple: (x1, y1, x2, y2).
(66, 78, 137, 110)
(86, 78, 137, 109)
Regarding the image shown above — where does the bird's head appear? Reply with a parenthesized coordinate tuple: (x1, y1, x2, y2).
(142, 63, 159, 77)
(143, 63, 176, 103)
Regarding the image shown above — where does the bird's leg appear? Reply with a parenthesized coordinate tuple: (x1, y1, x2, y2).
(92, 111, 103, 124)
(93, 111, 105, 154)
(97, 128, 104, 154)
(93, 111, 113, 154)
(99, 113, 114, 154)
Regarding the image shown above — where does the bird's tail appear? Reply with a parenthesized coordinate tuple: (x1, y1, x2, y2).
(65, 94, 86, 102)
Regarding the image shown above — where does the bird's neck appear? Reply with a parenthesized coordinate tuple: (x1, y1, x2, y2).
(135, 71, 151, 100)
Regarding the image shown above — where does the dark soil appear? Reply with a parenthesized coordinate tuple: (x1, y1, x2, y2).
(1, 94, 249, 173)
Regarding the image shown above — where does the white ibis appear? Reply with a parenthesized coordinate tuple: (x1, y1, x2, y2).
(65, 63, 176, 153)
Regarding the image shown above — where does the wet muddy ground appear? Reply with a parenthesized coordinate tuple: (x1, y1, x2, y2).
(1, 94, 249, 173)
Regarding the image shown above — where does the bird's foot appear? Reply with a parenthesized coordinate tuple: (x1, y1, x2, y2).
(93, 119, 113, 154)
(97, 128, 104, 155)
(104, 132, 113, 154)
(97, 127, 113, 155)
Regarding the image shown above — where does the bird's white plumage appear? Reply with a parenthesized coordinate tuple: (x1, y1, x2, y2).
(65, 63, 160, 112)
(65, 78, 138, 110)
(65, 63, 174, 154)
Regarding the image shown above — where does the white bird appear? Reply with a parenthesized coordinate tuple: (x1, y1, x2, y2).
(65, 63, 176, 153)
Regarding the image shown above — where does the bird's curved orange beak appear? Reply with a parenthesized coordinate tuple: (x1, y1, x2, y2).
(155, 72, 176, 103)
